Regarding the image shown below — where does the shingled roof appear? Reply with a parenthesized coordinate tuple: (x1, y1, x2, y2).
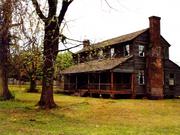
(76, 28, 148, 54)
(62, 56, 132, 74)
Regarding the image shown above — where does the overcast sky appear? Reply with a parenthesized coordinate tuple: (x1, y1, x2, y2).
(60, 0, 180, 65)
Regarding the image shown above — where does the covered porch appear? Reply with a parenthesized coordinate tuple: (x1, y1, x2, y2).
(64, 71, 135, 97)
(62, 56, 135, 98)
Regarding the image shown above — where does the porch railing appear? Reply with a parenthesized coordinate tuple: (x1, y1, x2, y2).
(64, 83, 76, 90)
(89, 83, 131, 90)
(64, 83, 131, 91)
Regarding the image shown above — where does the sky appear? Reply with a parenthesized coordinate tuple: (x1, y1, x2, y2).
(60, 0, 180, 65)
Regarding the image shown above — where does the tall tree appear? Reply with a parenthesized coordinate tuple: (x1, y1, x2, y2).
(0, 0, 28, 99)
(32, 0, 73, 108)
(23, 48, 43, 93)
(0, 0, 14, 100)
(10, 47, 43, 92)
(13, 8, 44, 92)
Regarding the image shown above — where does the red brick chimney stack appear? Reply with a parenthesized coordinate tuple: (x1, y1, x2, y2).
(83, 40, 90, 48)
(149, 16, 161, 50)
(147, 16, 164, 99)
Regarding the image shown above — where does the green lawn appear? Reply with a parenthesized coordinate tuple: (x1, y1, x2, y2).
(0, 85, 180, 135)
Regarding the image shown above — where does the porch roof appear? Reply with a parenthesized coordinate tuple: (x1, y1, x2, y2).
(62, 56, 132, 74)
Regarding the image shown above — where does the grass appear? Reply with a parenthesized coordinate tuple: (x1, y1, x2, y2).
(0, 85, 180, 135)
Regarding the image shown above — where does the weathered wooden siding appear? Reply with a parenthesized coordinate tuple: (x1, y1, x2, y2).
(161, 37, 170, 59)
(164, 60, 180, 97)
(113, 57, 134, 72)
(133, 32, 149, 95)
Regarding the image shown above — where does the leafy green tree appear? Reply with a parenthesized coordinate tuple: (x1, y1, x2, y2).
(9, 0, 44, 92)
(55, 51, 73, 80)
(10, 45, 43, 92)
(21, 49, 43, 92)
(56, 52, 73, 70)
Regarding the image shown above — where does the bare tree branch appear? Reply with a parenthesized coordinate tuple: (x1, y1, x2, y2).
(65, 36, 82, 43)
(10, 18, 23, 28)
(104, 0, 113, 9)
(58, 0, 73, 25)
(58, 43, 82, 52)
(47, 0, 57, 19)
(32, 0, 47, 22)
(102, 0, 118, 11)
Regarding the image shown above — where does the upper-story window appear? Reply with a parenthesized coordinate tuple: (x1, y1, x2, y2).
(77, 54, 80, 63)
(164, 47, 169, 59)
(110, 48, 115, 58)
(98, 49, 104, 59)
(139, 45, 145, 57)
(124, 45, 130, 56)
(138, 70, 145, 85)
(89, 53, 92, 60)
(169, 73, 175, 86)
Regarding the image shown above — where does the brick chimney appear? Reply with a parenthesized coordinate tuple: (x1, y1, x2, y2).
(149, 16, 161, 49)
(83, 40, 90, 48)
(146, 16, 164, 99)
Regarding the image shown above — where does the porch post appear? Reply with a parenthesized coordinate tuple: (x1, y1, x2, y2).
(88, 73, 90, 90)
(68, 74, 70, 90)
(110, 71, 114, 98)
(75, 74, 77, 90)
(89, 73, 92, 97)
(98, 72, 100, 91)
(131, 73, 136, 99)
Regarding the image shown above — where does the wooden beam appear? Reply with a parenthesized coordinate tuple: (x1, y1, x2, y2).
(75, 74, 77, 90)
(88, 73, 90, 91)
(90, 74, 92, 97)
(89, 89, 131, 94)
(111, 71, 114, 90)
(98, 72, 100, 90)
(110, 71, 114, 98)
(68, 74, 70, 90)
(131, 73, 136, 98)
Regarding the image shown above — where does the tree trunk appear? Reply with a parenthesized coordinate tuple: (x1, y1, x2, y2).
(0, 0, 13, 100)
(0, 26, 13, 100)
(37, 21, 59, 109)
(28, 61, 38, 93)
(0, 44, 13, 100)
(32, 0, 73, 109)
(0, 66, 13, 100)
(28, 78, 37, 93)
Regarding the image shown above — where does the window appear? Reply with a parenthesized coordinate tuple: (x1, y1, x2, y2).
(139, 45, 145, 57)
(89, 53, 92, 60)
(169, 73, 175, 86)
(164, 47, 169, 59)
(98, 49, 103, 59)
(124, 45, 130, 56)
(77, 54, 80, 63)
(138, 70, 145, 85)
(110, 48, 115, 57)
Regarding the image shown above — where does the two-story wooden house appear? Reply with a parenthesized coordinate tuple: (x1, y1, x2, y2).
(62, 16, 180, 99)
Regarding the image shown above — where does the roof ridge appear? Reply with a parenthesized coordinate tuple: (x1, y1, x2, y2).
(93, 28, 148, 46)
(76, 28, 148, 54)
